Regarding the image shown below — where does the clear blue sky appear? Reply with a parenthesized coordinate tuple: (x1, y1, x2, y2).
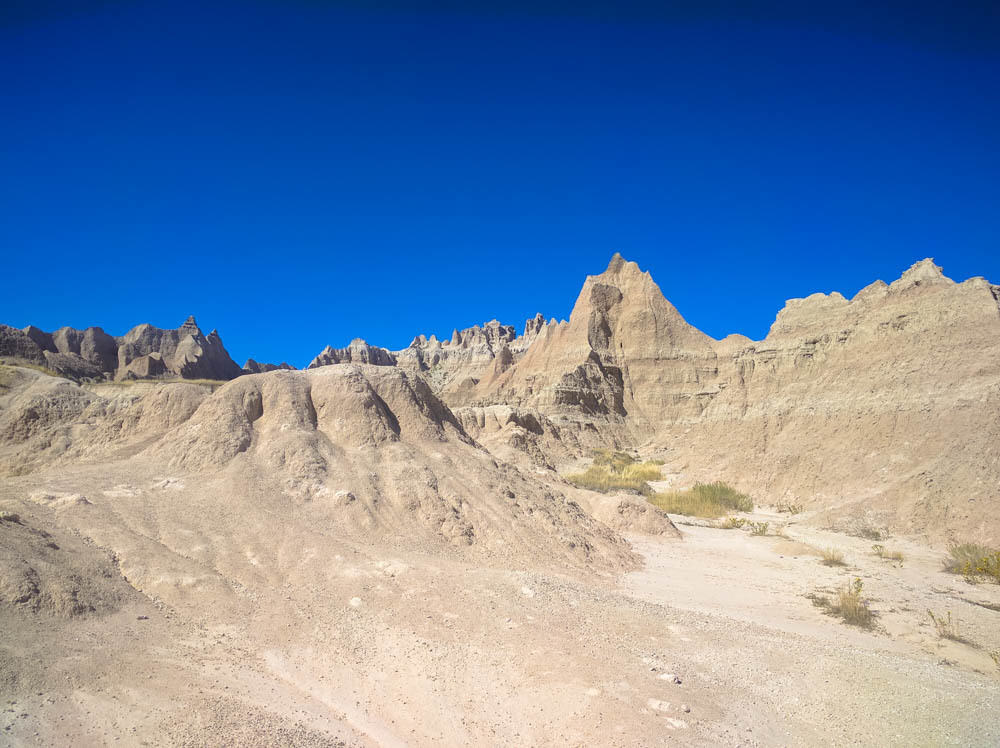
(2, 1, 998, 367)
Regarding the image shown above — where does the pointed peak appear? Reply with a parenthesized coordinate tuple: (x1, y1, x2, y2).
(606, 252, 627, 273)
(891, 258, 953, 290)
(180, 315, 201, 333)
(901, 258, 944, 280)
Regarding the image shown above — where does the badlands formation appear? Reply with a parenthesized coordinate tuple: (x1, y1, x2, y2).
(1, 256, 998, 746)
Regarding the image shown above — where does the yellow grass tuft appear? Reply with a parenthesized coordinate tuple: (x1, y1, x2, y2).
(564, 450, 662, 496)
(821, 548, 846, 566)
(649, 482, 753, 519)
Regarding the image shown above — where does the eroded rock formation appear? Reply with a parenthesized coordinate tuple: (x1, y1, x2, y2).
(0, 316, 243, 382)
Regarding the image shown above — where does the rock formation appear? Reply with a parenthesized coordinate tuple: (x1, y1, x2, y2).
(3, 255, 998, 541)
(242, 359, 296, 375)
(307, 338, 397, 368)
(0, 316, 244, 382)
(459, 256, 1000, 541)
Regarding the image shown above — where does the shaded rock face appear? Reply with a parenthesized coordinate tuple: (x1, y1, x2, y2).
(0, 316, 243, 382)
(0, 326, 47, 366)
(242, 359, 296, 375)
(117, 317, 242, 381)
(472, 254, 719, 437)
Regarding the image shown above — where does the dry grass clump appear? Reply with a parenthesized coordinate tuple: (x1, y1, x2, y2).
(821, 548, 846, 566)
(871, 544, 904, 562)
(810, 578, 874, 628)
(718, 516, 747, 529)
(927, 610, 970, 643)
(834, 579, 874, 627)
(747, 520, 769, 536)
(649, 482, 753, 519)
(776, 502, 803, 514)
(944, 543, 1000, 583)
(565, 450, 662, 496)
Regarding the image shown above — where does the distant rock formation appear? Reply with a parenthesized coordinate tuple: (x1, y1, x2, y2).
(0, 316, 243, 382)
(243, 359, 296, 375)
(307, 339, 397, 368)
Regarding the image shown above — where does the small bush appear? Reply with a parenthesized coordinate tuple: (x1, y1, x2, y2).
(776, 502, 803, 514)
(927, 609, 966, 642)
(719, 516, 746, 529)
(748, 521, 769, 536)
(944, 543, 1000, 583)
(990, 650, 999, 670)
(849, 525, 885, 541)
(831, 578, 874, 628)
(649, 482, 753, 519)
(872, 544, 904, 563)
(565, 450, 662, 496)
(821, 548, 846, 566)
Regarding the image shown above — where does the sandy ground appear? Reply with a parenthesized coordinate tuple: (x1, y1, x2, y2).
(3, 492, 999, 747)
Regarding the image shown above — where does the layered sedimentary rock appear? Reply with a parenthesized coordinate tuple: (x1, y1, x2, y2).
(0, 316, 244, 382)
(471, 255, 720, 436)
(662, 259, 1000, 540)
(307, 339, 397, 368)
(4, 254, 998, 540)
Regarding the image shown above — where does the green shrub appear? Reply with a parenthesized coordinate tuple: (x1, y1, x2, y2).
(747, 521, 769, 536)
(944, 543, 1000, 583)
(649, 482, 753, 519)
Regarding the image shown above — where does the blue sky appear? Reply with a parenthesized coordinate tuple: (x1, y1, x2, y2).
(2, 1, 998, 367)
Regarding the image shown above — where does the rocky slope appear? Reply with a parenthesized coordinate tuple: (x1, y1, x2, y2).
(665, 259, 1000, 541)
(457, 255, 1000, 541)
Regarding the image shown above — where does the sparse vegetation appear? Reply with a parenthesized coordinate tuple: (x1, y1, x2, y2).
(566, 453, 754, 520)
(0, 361, 69, 382)
(89, 377, 228, 389)
(830, 578, 874, 628)
(849, 524, 886, 541)
(990, 650, 1000, 671)
(565, 450, 661, 496)
(944, 543, 1000, 584)
(649, 482, 753, 519)
(776, 502, 803, 514)
(870, 544, 904, 562)
(718, 516, 747, 529)
(821, 548, 846, 566)
(747, 521, 769, 536)
(927, 609, 968, 643)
